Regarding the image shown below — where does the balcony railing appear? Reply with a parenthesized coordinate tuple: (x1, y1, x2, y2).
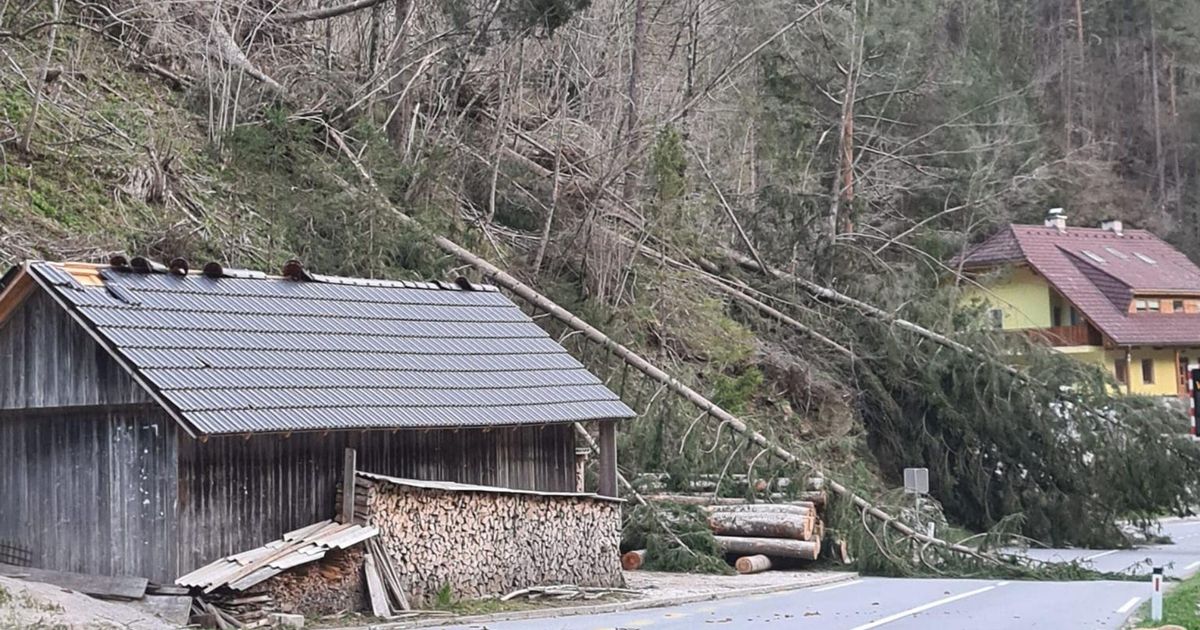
(1021, 324, 1103, 347)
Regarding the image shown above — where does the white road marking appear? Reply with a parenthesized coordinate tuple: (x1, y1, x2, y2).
(847, 584, 1004, 630)
(1083, 549, 1120, 561)
(995, 581, 1010, 586)
(812, 580, 863, 593)
(1116, 596, 1141, 614)
(1186, 561, 1200, 571)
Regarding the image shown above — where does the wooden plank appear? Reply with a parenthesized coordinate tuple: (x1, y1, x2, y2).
(597, 421, 617, 497)
(126, 594, 193, 626)
(0, 562, 148, 600)
(363, 552, 391, 618)
(341, 447, 356, 524)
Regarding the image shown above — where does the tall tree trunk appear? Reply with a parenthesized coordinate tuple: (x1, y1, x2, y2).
(1147, 13, 1166, 210)
(622, 0, 646, 204)
(19, 0, 62, 155)
(386, 0, 414, 149)
(827, 2, 861, 255)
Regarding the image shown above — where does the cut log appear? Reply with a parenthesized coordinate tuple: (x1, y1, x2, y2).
(714, 536, 820, 560)
(734, 555, 773, 574)
(706, 504, 813, 516)
(708, 511, 814, 541)
(644, 493, 825, 507)
(621, 550, 647, 571)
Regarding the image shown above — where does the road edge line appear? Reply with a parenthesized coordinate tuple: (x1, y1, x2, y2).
(328, 572, 859, 630)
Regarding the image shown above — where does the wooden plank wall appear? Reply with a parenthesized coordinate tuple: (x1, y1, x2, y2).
(0, 289, 150, 409)
(0, 405, 179, 583)
(176, 425, 575, 576)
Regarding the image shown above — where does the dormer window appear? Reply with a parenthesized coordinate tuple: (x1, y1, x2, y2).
(1135, 299, 1161, 313)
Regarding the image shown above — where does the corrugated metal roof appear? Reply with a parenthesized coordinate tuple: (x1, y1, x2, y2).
(22, 261, 635, 434)
(358, 472, 624, 502)
(175, 520, 378, 592)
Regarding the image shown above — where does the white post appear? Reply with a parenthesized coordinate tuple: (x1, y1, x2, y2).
(1151, 566, 1163, 621)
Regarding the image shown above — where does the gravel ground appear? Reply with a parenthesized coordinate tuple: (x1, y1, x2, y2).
(0, 575, 174, 629)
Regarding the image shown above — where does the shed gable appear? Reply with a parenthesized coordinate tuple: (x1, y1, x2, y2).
(0, 287, 151, 410)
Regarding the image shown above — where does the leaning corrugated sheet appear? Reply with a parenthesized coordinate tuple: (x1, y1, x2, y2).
(176, 520, 377, 592)
(23, 261, 635, 435)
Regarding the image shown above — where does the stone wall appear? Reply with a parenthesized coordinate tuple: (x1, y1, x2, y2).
(362, 474, 623, 603)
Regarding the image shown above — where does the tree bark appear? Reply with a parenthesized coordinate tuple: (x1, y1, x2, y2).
(1148, 13, 1167, 209)
(622, 0, 646, 204)
(714, 536, 820, 560)
(386, 0, 414, 148)
(708, 511, 814, 541)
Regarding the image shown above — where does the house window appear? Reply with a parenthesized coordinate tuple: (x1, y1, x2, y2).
(1174, 300, 1185, 313)
(988, 308, 1004, 329)
(1069, 308, 1080, 325)
(1135, 299, 1161, 313)
(1142, 359, 1155, 385)
(1115, 359, 1128, 385)
(1051, 306, 1063, 327)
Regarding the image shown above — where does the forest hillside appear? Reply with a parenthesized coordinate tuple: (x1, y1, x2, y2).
(4, 0, 1200, 566)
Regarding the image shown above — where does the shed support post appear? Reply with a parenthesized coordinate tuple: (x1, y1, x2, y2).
(341, 447, 357, 523)
(598, 421, 617, 498)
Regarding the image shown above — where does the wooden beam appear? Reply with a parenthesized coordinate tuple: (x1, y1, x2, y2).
(341, 447, 357, 523)
(597, 421, 617, 498)
(0, 267, 35, 330)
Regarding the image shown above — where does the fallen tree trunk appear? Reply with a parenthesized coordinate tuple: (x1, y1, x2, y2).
(715, 536, 820, 561)
(621, 550, 647, 571)
(325, 134, 1003, 566)
(734, 555, 773, 574)
(708, 511, 814, 541)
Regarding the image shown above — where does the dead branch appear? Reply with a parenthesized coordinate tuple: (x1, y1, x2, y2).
(273, 0, 390, 24)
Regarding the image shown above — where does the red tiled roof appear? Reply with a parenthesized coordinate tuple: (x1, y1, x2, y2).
(957, 225, 1200, 346)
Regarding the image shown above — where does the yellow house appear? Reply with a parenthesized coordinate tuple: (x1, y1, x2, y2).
(953, 211, 1200, 403)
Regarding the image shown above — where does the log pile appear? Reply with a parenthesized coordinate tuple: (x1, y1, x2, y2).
(361, 474, 624, 604)
(626, 473, 847, 573)
(193, 591, 276, 628)
(264, 547, 365, 616)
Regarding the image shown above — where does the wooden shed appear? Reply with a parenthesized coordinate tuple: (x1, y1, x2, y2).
(0, 259, 633, 584)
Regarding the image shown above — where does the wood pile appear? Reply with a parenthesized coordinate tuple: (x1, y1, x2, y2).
(264, 547, 365, 616)
(361, 474, 623, 603)
(625, 473, 849, 573)
(193, 591, 276, 628)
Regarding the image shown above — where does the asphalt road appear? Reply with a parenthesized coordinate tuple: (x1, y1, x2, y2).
(440, 518, 1200, 630)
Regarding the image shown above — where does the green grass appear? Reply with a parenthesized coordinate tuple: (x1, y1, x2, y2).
(1136, 572, 1200, 629)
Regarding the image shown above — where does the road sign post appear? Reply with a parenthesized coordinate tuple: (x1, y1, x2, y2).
(903, 468, 929, 534)
(1151, 566, 1163, 621)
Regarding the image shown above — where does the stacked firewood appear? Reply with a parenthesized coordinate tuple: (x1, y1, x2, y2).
(624, 474, 848, 573)
(266, 547, 365, 616)
(361, 477, 624, 603)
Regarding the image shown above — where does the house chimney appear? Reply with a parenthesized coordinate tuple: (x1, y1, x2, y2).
(1101, 219, 1124, 236)
(1044, 208, 1067, 233)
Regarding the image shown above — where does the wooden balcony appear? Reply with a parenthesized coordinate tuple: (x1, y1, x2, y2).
(1020, 324, 1103, 347)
